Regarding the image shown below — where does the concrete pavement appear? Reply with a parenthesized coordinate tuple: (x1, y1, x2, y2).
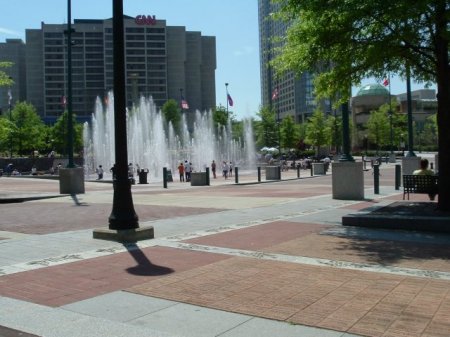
(0, 162, 449, 337)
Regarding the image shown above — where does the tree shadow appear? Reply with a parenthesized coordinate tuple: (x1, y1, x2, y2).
(124, 243, 174, 276)
(331, 228, 450, 266)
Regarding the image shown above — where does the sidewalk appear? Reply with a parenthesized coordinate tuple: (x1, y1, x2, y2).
(0, 163, 449, 337)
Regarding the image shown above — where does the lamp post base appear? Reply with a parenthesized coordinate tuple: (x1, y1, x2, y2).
(93, 226, 154, 243)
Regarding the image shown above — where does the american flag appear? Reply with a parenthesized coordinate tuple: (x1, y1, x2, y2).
(382, 78, 389, 86)
(227, 93, 233, 107)
(181, 96, 189, 109)
(61, 95, 67, 107)
(7, 89, 12, 105)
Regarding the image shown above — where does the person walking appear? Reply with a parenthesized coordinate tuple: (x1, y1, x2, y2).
(229, 161, 233, 177)
(211, 160, 217, 179)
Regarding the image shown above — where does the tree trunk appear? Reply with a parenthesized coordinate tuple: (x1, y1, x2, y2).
(434, 5, 450, 212)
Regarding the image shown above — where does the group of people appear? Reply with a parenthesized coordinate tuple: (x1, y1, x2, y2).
(177, 161, 193, 182)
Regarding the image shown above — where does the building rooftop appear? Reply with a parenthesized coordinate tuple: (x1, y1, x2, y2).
(356, 83, 389, 97)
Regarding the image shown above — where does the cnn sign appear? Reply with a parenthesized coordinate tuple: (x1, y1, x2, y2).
(135, 15, 157, 25)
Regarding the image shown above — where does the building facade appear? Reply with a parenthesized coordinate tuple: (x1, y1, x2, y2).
(3, 15, 216, 123)
(0, 39, 27, 116)
(258, 0, 330, 123)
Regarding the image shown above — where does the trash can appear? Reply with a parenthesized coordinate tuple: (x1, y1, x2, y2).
(166, 169, 173, 182)
(138, 169, 149, 184)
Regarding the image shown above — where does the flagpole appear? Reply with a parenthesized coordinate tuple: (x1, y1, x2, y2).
(225, 83, 229, 118)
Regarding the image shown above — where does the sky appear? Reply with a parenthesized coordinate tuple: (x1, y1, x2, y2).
(0, 0, 435, 120)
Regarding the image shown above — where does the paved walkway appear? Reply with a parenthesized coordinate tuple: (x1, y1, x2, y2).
(0, 162, 449, 337)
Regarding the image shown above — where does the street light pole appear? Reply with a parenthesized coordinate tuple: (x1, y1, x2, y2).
(66, 0, 74, 168)
(108, 0, 139, 230)
(405, 66, 416, 157)
(7, 86, 12, 158)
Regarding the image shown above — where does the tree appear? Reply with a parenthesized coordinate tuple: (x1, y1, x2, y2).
(305, 109, 327, 155)
(0, 117, 14, 155)
(274, 0, 450, 210)
(422, 114, 438, 149)
(366, 109, 390, 153)
(325, 114, 343, 154)
(51, 110, 83, 155)
(162, 99, 181, 133)
(280, 115, 299, 149)
(213, 105, 230, 127)
(255, 105, 278, 148)
(0, 62, 14, 87)
(10, 101, 46, 155)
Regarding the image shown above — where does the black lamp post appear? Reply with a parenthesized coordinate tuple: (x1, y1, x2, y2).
(108, 0, 139, 230)
(7, 82, 12, 159)
(339, 101, 354, 162)
(66, 0, 74, 168)
(405, 66, 416, 157)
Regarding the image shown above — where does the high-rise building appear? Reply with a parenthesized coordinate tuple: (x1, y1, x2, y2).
(0, 39, 27, 116)
(258, 0, 330, 123)
(20, 15, 216, 123)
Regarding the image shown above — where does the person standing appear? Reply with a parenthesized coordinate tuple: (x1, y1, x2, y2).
(96, 165, 104, 180)
(211, 160, 217, 178)
(229, 161, 233, 177)
(184, 161, 191, 182)
(178, 162, 185, 182)
(222, 161, 229, 179)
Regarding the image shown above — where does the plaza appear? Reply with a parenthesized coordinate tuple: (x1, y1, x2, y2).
(0, 160, 449, 337)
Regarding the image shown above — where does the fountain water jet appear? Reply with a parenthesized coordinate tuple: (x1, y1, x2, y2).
(83, 94, 256, 180)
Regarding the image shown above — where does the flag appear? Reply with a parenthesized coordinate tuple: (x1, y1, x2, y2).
(7, 89, 12, 105)
(271, 87, 279, 100)
(181, 96, 189, 109)
(61, 95, 67, 107)
(382, 78, 389, 86)
(227, 93, 233, 107)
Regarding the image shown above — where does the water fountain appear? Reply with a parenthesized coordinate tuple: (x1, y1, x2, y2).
(83, 94, 256, 180)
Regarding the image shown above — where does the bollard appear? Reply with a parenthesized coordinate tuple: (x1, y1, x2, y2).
(374, 164, 380, 194)
(235, 167, 239, 184)
(395, 164, 401, 190)
(297, 165, 300, 178)
(206, 167, 210, 186)
(278, 165, 281, 180)
(310, 164, 313, 177)
(163, 167, 168, 189)
(257, 166, 261, 182)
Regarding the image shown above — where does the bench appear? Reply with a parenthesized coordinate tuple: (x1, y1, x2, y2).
(403, 174, 438, 200)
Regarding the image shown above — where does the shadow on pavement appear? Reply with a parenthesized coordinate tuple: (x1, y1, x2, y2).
(124, 243, 174, 276)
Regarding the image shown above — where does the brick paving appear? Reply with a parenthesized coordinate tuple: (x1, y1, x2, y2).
(1, 162, 449, 337)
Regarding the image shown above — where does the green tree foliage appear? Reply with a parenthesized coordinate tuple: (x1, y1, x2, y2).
(273, 0, 450, 209)
(305, 109, 327, 155)
(255, 105, 278, 148)
(0, 117, 14, 155)
(10, 101, 46, 155)
(213, 105, 230, 127)
(162, 99, 181, 133)
(280, 115, 299, 149)
(50, 110, 83, 155)
(366, 109, 390, 153)
(0, 62, 14, 87)
(325, 114, 343, 154)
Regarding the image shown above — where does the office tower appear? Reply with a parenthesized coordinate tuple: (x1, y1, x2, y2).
(23, 15, 216, 123)
(258, 0, 330, 123)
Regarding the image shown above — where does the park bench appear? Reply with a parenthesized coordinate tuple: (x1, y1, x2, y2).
(403, 174, 438, 200)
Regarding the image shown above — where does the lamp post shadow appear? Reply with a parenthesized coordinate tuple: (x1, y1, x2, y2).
(124, 243, 174, 276)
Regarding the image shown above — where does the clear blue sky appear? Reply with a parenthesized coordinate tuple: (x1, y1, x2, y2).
(0, 0, 435, 120)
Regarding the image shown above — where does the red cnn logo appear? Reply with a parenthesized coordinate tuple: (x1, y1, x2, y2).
(135, 15, 157, 25)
